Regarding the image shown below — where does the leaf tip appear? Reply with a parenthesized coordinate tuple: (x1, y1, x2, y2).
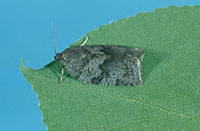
(20, 58, 28, 75)
(20, 58, 24, 69)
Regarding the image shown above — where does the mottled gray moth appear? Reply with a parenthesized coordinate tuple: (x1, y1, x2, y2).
(52, 22, 144, 86)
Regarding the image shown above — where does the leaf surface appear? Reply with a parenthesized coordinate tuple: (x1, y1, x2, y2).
(21, 6, 200, 131)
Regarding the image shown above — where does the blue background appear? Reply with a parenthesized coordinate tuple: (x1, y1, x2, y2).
(1, 0, 199, 130)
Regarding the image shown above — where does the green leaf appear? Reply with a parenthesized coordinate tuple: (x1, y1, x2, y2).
(21, 6, 200, 131)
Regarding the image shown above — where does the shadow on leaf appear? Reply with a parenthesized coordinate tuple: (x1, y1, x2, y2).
(142, 49, 169, 83)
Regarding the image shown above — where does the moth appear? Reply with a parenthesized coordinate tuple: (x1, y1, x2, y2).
(52, 22, 144, 86)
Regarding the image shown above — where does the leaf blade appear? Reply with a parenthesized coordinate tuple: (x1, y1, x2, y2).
(21, 5, 200, 131)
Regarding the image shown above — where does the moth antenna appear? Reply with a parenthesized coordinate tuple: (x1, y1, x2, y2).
(51, 20, 57, 54)
(80, 36, 88, 46)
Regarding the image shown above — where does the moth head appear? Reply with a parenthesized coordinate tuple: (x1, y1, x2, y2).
(54, 53, 64, 62)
